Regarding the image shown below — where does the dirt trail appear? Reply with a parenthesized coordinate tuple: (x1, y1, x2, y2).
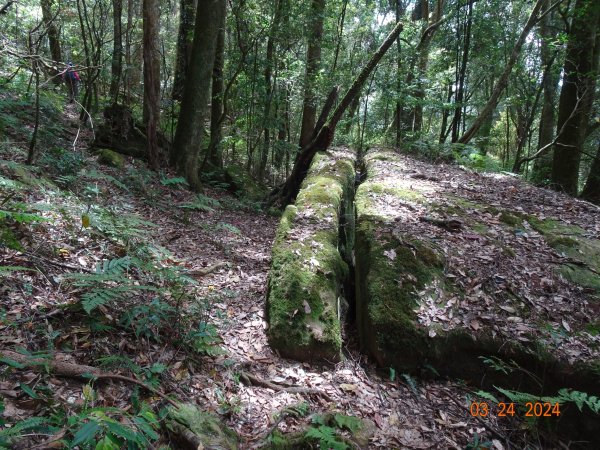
(131, 183, 531, 449)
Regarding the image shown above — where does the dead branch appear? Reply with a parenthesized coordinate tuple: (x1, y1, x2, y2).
(187, 261, 228, 277)
(419, 216, 463, 231)
(0, 350, 180, 408)
(240, 371, 331, 401)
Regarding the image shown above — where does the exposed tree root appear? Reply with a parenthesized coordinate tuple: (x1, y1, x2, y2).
(240, 371, 331, 401)
(0, 349, 180, 408)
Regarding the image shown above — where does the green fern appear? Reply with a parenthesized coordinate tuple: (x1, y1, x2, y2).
(179, 193, 221, 212)
(558, 389, 600, 413)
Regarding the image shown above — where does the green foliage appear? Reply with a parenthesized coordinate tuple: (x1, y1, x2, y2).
(401, 373, 418, 394)
(216, 222, 241, 235)
(67, 405, 159, 449)
(186, 322, 224, 356)
(160, 175, 188, 187)
(120, 297, 176, 340)
(67, 256, 157, 314)
(40, 147, 85, 177)
(305, 425, 348, 450)
(0, 416, 54, 448)
(465, 433, 492, 450)
(179, 193, 221, 212)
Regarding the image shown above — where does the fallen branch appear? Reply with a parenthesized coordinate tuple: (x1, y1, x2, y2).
(0, 350, 180, 408)
(419, 216, 463, 232)
(24, 251, 94, 273)
(240, 371, 331, 401)
(187, 261, 228, 277)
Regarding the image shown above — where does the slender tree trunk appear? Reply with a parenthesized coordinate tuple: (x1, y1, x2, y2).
(580, 142, 600, 204)
(532, 0, 559, 182)
(109, 0, 123, 104)
(394, 0, 403, 146)
(123, 0, 134, 104)
(458, 0, 546, 144)
(172, 0, 197, 100)
(451, 0, 472, 142)
(258, 0, 284, 180)
(40, 0, 62, 65)
(551, 0, 600, 194)
(143, 0, 161, 170)
(171, 0, 226, 189)
(331, 0, 347, 74)
(209, 11, 226, 168)
(298, 0, 326, 148)
(271, 20, 404, 207)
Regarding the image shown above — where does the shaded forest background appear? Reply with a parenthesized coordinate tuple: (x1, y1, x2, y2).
(1, 0, 599, 205)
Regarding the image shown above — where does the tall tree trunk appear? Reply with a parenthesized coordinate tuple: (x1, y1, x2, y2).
(532, 0, 559, 182)
(331, 0, 347, 74)
(143, 0, 161, 170)
(208, 10, 226, 168)
(109, 0, 123, 104)
(271, 20, 404, 207)
(458, 0, 546, 144)
(258, 0, 284, 181)
(298, 0, 326, 148)
(451, 0, 472, 142)
(40, 0, 62, 66)
(394, 0, 403, 147)
(172, 0, 197, 101)
(171, 0, 226, 189)
(551, 0, 600, 195)
(580, 142, 600, 204)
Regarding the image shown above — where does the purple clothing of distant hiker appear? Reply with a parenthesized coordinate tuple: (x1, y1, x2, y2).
(61, 63, 81, 103)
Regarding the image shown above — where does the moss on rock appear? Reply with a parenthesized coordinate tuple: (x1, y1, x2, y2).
(98, 149, 125, 168)
(266, 150, 355, 363)
(166, 403, 238, 450)
(353, 149, 600, 393)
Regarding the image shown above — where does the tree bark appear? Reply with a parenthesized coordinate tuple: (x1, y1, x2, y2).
(172, 0, 197, 101)
(40, 0, 61, 66)
(171, 0, 226, 189)
(109, 0, 123, 104)
(298, 0, 326, 148)
(531, 0, 559, 182)
(258, 0, 284, 180)
(457, 0, 547, 144)
(551, 0, 600, 195)
(451, 0, 472, 142)
(580, 142, 600, 204)
(208, 10, 226, 168)
(270, 20, 404, 207)
(143, 0, 161, 170)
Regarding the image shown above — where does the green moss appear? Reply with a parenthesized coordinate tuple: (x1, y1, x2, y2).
(525, 216, 599, 293)
(471, 222, 489, 234)
(527, 216, 586, 237)
(266, 151, 355, 362)
(502, 245, 516, 257)
(166, 403, 237, 450)
(546, 235, 579, 248)
(98, 149, 125, 168)
(499, 211, 522, 226)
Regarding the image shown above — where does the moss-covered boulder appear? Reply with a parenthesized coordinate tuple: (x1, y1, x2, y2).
(165, 403, 238, 450)
(354, 149, 600, 396)
(267, 149, 355, 363)
(97, 148, 125, 168)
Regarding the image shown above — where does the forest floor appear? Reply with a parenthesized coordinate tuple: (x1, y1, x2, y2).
(1, 97, 598, 449)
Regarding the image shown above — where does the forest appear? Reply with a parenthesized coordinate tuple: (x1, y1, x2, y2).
(1, 0, 600, 448)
